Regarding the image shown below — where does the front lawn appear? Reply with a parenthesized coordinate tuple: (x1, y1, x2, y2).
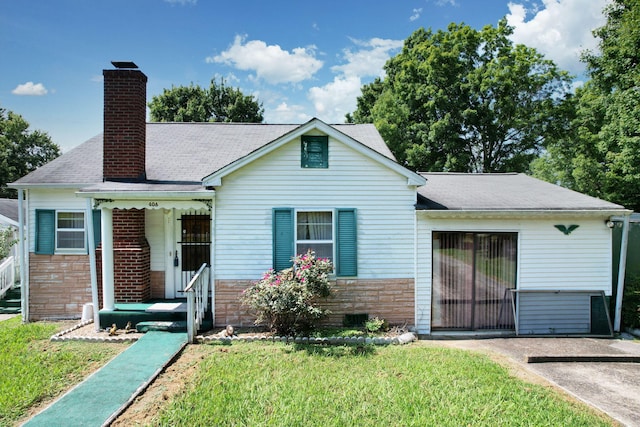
(154, 341, 614, 426)
(0, 317, 125, 426)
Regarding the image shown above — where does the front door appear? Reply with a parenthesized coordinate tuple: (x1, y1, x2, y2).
(173, 213, 211, 297)
(431, 232, 517, 330)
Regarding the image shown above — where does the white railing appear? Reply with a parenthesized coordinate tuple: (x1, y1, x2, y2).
(184, 263, 210, 343)
(0, 256, 15, 300)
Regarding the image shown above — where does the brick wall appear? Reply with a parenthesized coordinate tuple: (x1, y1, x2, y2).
(213, 278, 415, 329)
(102, 68, 147, 181)
(96, 209, 151, 303)
(28, 254, 93, 320)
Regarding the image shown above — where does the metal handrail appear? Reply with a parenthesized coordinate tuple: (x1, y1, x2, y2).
(185, 263, 210, 343)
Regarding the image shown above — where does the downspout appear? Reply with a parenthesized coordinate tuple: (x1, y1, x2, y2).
(614, 213, 631, 332)
(413, 208, 418, 333)
(85, 198, 100, 331)
(17, 189, 28, 322)
(209, 193, 216, 326)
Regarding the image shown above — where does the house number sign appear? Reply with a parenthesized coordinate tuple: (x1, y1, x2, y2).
(148, 201, 159, 207)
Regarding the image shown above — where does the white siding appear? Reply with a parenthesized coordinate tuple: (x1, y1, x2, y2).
(415, 215, 613, 334)
(26, 189, 86, 252)
(213, 135, 417, 280)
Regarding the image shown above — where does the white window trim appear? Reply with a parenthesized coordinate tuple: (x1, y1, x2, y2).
(295, 209, 335, 264)
(55, 210, 86, 254)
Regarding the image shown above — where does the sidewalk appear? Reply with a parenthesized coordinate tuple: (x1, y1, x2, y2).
(23, 331, 187, 427)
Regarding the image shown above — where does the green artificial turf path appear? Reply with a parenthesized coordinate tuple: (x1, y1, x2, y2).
(23, 331, 187, 427)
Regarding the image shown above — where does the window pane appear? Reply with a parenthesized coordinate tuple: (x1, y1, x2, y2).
(297, 243, 333, 261)
(58, 212, 84, 229)
(297, 212, 332, 240)
(57, 230, 85, 249)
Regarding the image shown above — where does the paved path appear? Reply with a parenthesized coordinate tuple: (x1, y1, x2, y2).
(24, 331, 187, 427)
(444, 337, 640, 427)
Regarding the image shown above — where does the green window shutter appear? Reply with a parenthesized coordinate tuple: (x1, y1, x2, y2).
(35, 209, 55, 255)
(301, 135, 328, 168)
(336, 208, 357, 276)
(92, 210, 102, 247)
(273, 208, 294, 271)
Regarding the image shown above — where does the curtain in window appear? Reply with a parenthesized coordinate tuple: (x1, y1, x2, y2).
(432, 232, 516, 330)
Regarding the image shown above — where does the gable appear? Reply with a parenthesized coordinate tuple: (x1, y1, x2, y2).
(202, 118, 425, 188)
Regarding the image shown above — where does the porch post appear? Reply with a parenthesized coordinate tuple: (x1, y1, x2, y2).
(17, 189, 28, 323)
(86, 198, 100, 331)
(101, 207, 115, 311)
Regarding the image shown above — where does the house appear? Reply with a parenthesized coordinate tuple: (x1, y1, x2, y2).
(10, 63, 631, 336)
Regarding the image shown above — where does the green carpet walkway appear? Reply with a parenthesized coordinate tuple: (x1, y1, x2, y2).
(24, 331, 188, 427)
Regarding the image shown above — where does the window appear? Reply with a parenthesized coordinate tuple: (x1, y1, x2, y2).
(36, 209, 95, 255)
(273, 208, 357, 276)
(296, 211, 333, 261)
(301, 135, 328, 168)
(56, 212, 86, 251)
(432, 232, 517, 331)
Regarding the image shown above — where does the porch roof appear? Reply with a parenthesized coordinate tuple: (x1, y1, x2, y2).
(416, 173, 626, 213)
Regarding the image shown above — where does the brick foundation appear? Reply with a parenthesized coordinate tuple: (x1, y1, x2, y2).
(213, 278, 415, 329)
(28, 254, 93, 320)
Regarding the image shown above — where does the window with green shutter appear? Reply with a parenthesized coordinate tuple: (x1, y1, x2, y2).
(35, 209, 55, 255)
(336, 208, 357, 276)
(273, 208, 294, 271)
(272, 208, 357, 276)
(301, 135, 328, 168)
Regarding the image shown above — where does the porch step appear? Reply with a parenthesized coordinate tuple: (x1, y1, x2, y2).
(0, 286, 21, 314)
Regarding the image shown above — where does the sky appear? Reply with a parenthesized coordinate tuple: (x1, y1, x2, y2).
(1, 0, 610, 152)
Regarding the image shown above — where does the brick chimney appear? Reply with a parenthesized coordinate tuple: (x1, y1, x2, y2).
(98, 61, 151, 304)
(103, 61, 147, 181)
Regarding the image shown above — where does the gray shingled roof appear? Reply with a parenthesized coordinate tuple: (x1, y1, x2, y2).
(12, 122, 394, 187)
(0, 199, 19, 223)
(417, 173, 625, 211)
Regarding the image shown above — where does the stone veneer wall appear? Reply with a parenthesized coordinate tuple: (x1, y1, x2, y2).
(28, 254, 93, 320)
(213, 278, 415, 328)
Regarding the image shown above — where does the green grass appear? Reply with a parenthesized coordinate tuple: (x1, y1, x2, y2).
(155, 341, 614, 427)
(0, 317, 125, 426)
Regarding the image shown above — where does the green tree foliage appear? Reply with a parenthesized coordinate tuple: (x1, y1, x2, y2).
(148, 78, 264, 123)
(0, 106, 60, 198)
(533, 0, 640, 211)
(350, 21, 573, 173)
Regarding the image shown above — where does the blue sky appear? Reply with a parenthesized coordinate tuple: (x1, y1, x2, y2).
(1, 0, 609, 152)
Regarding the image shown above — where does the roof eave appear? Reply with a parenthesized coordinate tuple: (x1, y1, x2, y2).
(416, 208, 632, 219)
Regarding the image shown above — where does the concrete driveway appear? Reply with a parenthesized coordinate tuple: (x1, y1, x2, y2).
(440, 336, 640, 426)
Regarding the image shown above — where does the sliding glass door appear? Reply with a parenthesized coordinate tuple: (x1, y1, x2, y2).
(432, 232, 517, 330)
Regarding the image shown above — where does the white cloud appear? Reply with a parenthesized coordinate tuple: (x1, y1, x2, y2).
(308, 75, 362, 123)
(506, 0, 610, 75)
(308, 37, 403, 123)
(265, 102, 311, 123)
(332, 38, 403, 78)
(12, 81, 48, 96)
(410, 8, 422, 21)
(208, 35, 323, 84)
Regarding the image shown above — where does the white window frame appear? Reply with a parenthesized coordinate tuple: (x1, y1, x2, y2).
(295, 209, 335, 263)
(55, 210, 86, 253)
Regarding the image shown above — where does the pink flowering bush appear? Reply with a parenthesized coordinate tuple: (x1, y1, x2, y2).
(241, 250, 333, 335)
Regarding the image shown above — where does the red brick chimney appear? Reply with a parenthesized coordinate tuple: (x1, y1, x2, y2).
(103, 61, 147, 181)
(99, 61, 151, 304)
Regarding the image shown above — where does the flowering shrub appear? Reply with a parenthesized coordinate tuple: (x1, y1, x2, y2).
(241, 250, 333, 335)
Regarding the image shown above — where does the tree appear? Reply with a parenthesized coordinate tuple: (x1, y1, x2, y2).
(149, 78, 264, 123)
(350, 21, 573, 173)
(0, 106, 60, 198)
(532, 0, 640, 211)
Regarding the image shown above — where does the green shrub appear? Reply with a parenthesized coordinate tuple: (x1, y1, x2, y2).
(241, 250, 333, 336)
(0, 228, 16, 260)
(365, 317, 388, 334)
